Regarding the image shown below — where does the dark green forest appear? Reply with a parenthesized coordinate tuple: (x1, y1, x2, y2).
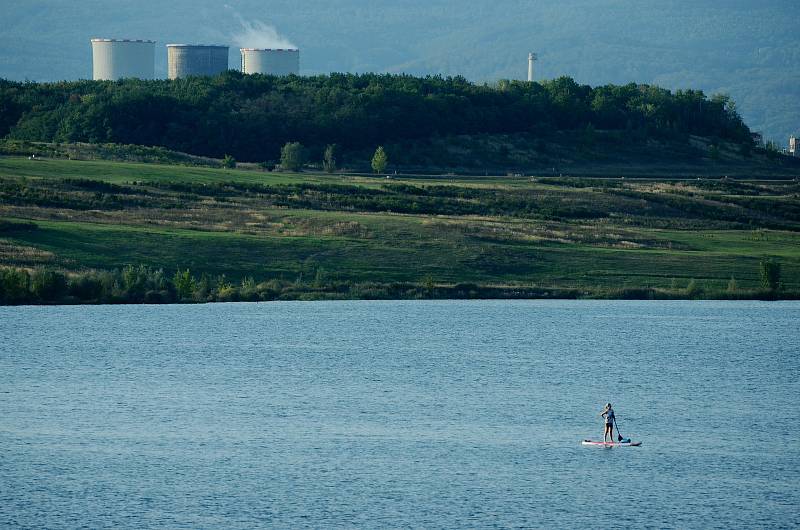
(0, 73, 751, 163)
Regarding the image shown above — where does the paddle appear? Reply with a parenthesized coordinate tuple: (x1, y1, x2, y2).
(613, 417, 624, 442)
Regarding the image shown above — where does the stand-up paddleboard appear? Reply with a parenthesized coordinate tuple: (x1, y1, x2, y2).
(582, 439, 642, 447)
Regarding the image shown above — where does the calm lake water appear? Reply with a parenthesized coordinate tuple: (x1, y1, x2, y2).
(1, 300, 798, 528)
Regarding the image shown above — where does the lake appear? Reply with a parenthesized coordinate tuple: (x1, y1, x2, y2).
(1, 300, 798, 528)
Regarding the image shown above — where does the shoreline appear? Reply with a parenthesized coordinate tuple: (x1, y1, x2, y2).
(2, 284, 794, 306)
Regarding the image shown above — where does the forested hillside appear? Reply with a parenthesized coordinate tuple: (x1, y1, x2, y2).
(0, 0, 797, 142)
(0, 73, 752, 167)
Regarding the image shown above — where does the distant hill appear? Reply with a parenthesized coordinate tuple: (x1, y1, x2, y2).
(0, 0, 798, 144)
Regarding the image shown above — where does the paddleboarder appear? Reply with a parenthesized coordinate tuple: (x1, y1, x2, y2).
(600, 403, 615, 443)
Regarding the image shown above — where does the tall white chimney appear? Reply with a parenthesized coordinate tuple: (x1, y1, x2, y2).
(527, 52, 538, 82)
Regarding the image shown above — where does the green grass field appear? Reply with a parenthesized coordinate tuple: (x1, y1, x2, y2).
(2, 156, 799, 297)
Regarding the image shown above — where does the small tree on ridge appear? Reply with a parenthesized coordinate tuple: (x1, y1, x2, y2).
(323, 144, 337, 173)
(222, 154, 237, 169)
(281, 142, 305, 172)
(371, 146, 388, 174)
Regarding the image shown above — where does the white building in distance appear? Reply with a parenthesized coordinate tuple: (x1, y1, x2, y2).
(91, 39, 155, 80)
(240, 48, 300, 76)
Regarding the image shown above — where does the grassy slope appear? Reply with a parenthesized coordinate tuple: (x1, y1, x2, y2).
(380, 133, 800, 178)
(1, 156, 799, 293)
(0, 158, 315, 185)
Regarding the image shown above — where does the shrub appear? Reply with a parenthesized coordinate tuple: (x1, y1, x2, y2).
(280, 142, 305, 171)
(173, 269, 196, 300)
(120, 265, 169, 301)
(68, 273, 105, 301)
(0, 268, 30, 304)
(240, 276, 258, 301)
(192, 274, 211, 302)
(216, 286, 239, 302)
(30, 268, 67, 301)
(759, 259, 781, 291)
(222, 154, 237, 169)
(685, 279, 702, 299)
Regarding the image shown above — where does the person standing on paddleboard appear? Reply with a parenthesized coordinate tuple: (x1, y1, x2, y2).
(600, 403, 615, 443)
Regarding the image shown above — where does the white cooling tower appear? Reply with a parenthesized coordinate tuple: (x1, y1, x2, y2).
(240, 48, 300, 76)
(167, 44, 229, 79)
(91, 39, 155, 81)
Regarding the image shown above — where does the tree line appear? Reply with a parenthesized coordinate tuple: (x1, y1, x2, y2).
(0, 259, 786, 306)
(0, 72, 752, 163)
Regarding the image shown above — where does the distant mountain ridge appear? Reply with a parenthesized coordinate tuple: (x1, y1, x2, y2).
(0, 0, 797, 143)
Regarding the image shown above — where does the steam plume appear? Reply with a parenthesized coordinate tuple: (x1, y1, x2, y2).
(227, 7, 296, 49)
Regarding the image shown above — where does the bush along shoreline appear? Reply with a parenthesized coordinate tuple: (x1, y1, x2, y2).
(0, 265, 793, 306)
